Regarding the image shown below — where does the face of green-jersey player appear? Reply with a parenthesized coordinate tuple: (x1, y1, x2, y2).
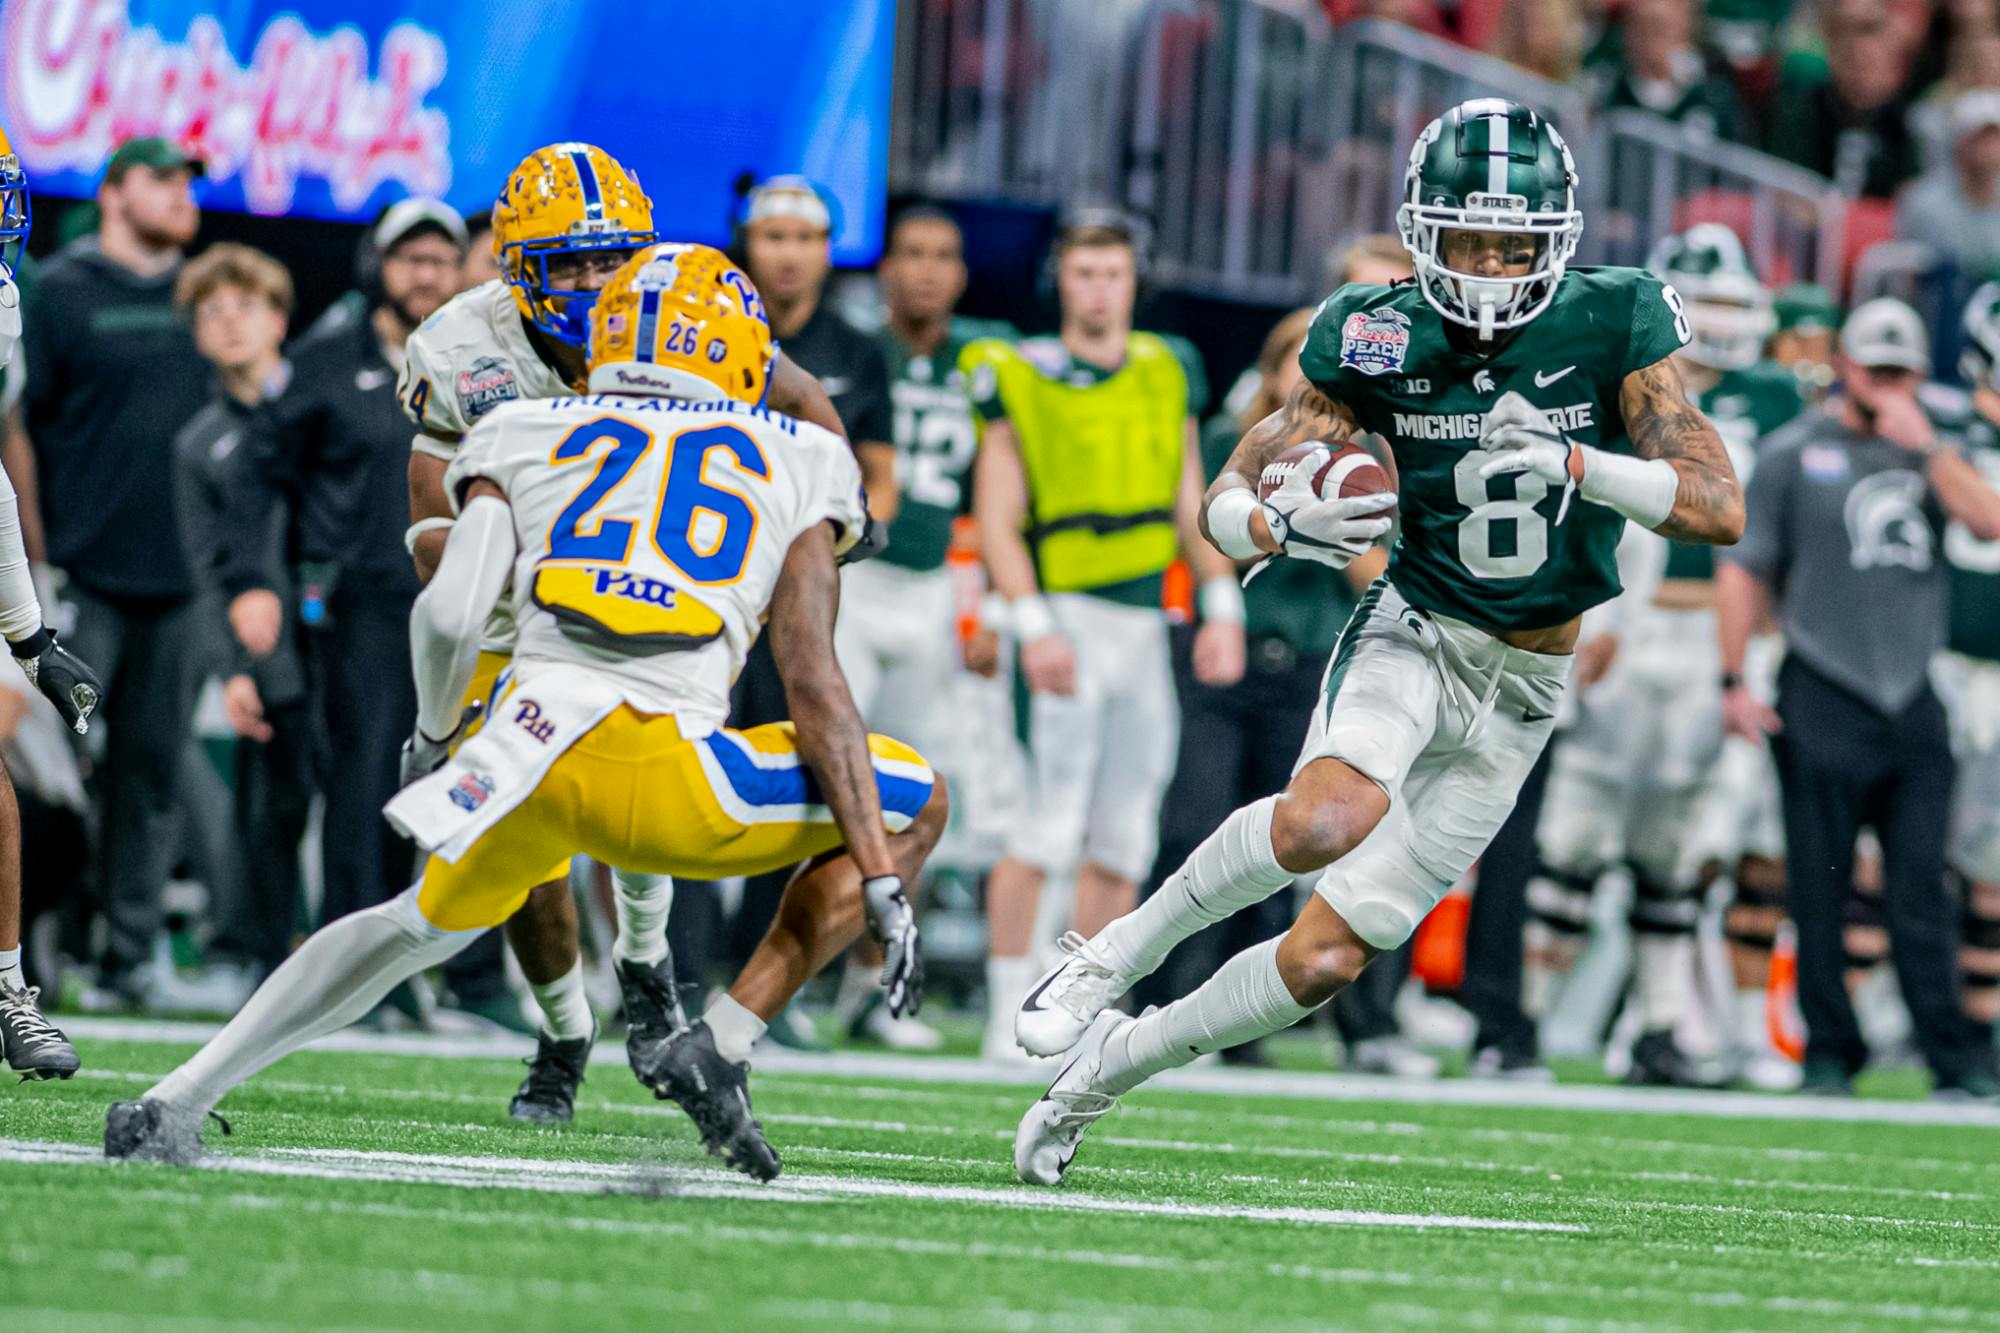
(1434, 229, 1541, 347)
(880, 214, 966, 334)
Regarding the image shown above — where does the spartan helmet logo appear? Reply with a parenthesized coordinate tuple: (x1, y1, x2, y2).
(1473, 369, 1496, 393)
(1844, 471, 1934, 573)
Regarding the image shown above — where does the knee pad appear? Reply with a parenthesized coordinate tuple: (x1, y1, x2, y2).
(1525, 866, 1594, 937)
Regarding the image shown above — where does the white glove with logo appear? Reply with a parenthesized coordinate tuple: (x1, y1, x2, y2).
(861, 874, 923, 1017)
(1477, 391, 1577, 521)
(1259, 448, 1397, 570)
(398, 701, 484, 786)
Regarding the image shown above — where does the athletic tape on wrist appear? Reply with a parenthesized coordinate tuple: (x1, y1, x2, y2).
(1012, 594, 1057, 642)
(1199, 576, 1246, 624)
(1206, 486, 1264, 560)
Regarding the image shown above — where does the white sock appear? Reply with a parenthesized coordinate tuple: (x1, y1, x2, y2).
(0, 946, 21, 990)
(705, 992, 766, 1064)
(1098, 938, 1313, 1096)
(611, 869, 672, 967)
(1734, 986, 1769, 1053)
(149, 887, 475, 1116)
(1633, 933, 1694, 1032)
(985, 954, 1037, 1034)
(528, 960, 594, 1042)
(1094, 797, 1294, 979)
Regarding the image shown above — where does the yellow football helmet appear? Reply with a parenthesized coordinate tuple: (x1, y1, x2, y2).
(0, 125, 28, 281)
(493, 142, 655, 346)
(587, 243, 773, 406)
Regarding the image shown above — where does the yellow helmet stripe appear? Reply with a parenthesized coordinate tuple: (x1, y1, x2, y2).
(568, 148, 604, 222)
(634, 287, 662, 363)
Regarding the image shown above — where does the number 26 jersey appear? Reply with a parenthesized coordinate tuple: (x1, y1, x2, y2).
(1298, 267, 1689, 632)
(447, 392, 867, 732)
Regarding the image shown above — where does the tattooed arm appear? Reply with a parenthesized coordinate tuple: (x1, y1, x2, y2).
(1198, 378, 1361, 555)
(1618, 356, 1745, 545)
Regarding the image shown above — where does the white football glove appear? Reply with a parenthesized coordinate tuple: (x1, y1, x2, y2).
(861, 874, 923, 1017)
(1477, 391, 1578, 522)
(1259, 447, 1397, 570)
(398, 701, 483, 786)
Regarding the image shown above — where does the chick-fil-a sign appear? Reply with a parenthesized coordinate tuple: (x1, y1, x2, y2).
(0, 0, 450, 215)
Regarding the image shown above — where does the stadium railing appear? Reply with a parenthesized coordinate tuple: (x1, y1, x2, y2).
(890, 5, 1853, 308)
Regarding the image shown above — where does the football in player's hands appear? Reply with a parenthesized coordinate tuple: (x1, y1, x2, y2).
(1257, 441, 1397, 519)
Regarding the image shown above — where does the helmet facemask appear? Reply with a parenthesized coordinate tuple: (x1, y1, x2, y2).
(1399, 202, 1580, 340)
(509, 227, 659, 347)
(1672, 276, 1774, 372)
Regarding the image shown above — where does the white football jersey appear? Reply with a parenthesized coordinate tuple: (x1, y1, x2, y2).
(447, 392, 866, 730)
(399, 279, 572, 457)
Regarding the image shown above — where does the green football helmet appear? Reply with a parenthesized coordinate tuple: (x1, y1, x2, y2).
(1647, 223, 1772, 371)
(1396, 99, 1583, 339)
(1961, 281, 2000, 392)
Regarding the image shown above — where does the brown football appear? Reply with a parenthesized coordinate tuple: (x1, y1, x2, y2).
(1257, 441, 1394, 518)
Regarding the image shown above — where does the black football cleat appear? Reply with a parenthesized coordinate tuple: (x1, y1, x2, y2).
(616, 957, 688, 1080)
(509, 1027, 593, 1124)
(104, 1099, 224, 1163)
(1624, 1030, 1724, 1089)
(634, 1020, 779, 1182)
(1, 980, 80, 1081)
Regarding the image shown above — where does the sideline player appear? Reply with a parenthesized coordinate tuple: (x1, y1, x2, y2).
(108, 243, 946, 1180)
(0, 128, 102, 1079)
(1523, 225, 1801, 1086)
(829, 204, 1014, 1048)
(1009, 100, 1742, 1183)
(398, 144, 853, 1121)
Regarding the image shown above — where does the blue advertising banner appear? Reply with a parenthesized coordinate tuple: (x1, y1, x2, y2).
(0, 0, 894, 261)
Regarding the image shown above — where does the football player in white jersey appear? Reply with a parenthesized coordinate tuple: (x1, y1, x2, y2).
(0, 129, 101, 1079)
(109, 243, 947, 1180)
(397, 144, 857, 1122)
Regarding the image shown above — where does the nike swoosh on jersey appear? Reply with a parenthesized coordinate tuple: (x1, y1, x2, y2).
(355, 368, 393, 392)
(1532, 366, 1576, 388)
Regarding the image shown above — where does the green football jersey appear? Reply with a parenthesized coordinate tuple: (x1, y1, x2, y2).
(1662, 362, 1803, 580)
(1298, 267, 1689, 631)
(1939, 398, 2000, 663)
(878, 316, 1018, 571)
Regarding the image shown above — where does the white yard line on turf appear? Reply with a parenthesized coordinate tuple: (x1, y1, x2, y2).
(64, 1017, 2000, 1128)
(65, 1068, 1994, 1203)
(0, 1137, 1581, 1233)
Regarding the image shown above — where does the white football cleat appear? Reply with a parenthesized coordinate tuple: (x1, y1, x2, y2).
(1013, 1009, 1128, 1186)
(1015, 931, 1132, 1057)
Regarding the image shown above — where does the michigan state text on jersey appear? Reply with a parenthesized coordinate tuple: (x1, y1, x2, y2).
(1011, 99, 1743, 1190)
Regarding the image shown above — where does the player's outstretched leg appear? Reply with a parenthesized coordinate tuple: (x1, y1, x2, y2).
(636, 777, 949, 1181)
(505, 876, 596, 1122)
(608, 868, 688, 1076)
(0, 762, 75, 1081)
(1016, 895, 1371, 1185)
(1019, 756, 1387, 1057)
(106, 886, 479, 1161)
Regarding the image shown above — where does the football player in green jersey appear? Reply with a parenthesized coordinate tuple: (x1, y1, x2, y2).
(1524, 225, 1804, 1088)
(1934, 282, 2000, 1055)
(829, 206, 1017, 1050)
(1013, 99, 1744, 1183)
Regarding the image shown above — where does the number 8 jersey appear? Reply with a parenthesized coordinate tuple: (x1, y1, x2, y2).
(1299, 266, 1689, 630)
(446, 391, 867, 731)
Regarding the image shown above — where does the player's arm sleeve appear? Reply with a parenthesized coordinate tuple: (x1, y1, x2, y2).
(1623, 272, 1693, 377)
(1295, 289, 1368, 406)
(805, 426, 871, 558)
(399, 330, 469, 460)
(0, 458, 43, 642)
(410, 492, 516, 740)
(1718, 439, 1794, 583)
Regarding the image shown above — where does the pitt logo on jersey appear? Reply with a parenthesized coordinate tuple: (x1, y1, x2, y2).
(530, 563, 725, 651)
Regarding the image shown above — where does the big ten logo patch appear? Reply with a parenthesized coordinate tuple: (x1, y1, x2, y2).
(594, 569, 679, 608)
(513, 699, 557, 744)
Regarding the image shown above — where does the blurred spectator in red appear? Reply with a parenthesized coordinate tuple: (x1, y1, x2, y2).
(1490, 0, 1586, 82)
(1587, 0, 1750, 141)
(1897, 92, 2000, 272)
(1321, 0, 1450, 40)
(1768, 0, 1922, 198)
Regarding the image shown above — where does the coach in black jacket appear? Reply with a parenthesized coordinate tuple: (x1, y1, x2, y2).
(220, 200, 465, 928)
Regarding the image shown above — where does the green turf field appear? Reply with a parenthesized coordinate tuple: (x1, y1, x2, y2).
(6, 1027, 1999, 1332)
